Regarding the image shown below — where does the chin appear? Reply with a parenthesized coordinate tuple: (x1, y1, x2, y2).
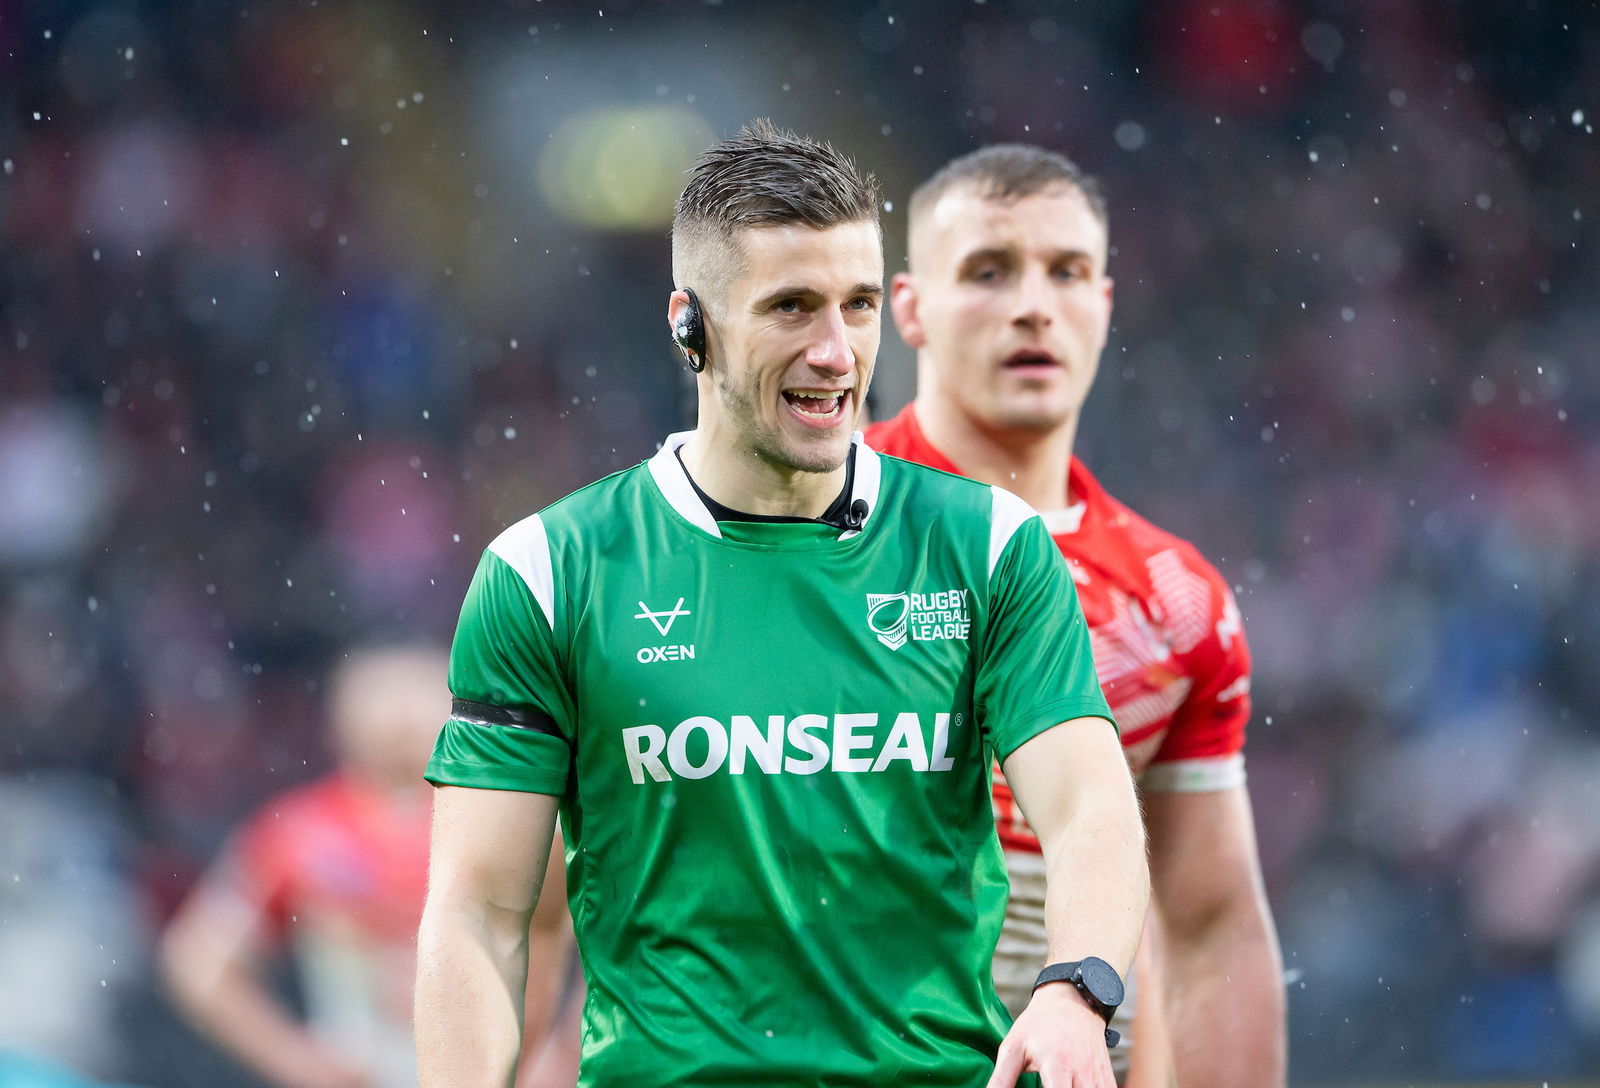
(774, 433, 853, 475)
(990, 401, 1071, 434)
(792, 446, 852, 474)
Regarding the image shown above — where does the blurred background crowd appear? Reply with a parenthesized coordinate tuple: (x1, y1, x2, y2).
(1, 0, 1596, 1083)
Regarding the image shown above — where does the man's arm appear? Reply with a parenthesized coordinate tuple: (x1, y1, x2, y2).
(415, 784, 559, 1088)
(1121, 914, 1174, 1088)
(159, 881, 372, 1088)
(986, 717, 1150, 1088)
(515, 828, 580, 1088)
(1143, 784, 1286, 1088)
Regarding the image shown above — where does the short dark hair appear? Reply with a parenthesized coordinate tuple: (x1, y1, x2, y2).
(908, 144, 1107, 234)
(671, 119, 881, 301)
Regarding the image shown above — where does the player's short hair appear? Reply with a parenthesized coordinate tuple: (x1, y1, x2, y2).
(671, 118, 882, 309)
(907, 144, 1108, 236)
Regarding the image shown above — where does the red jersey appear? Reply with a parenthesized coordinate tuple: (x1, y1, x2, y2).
(866, 406, 1251, 853)
(229, 773, 432, 943)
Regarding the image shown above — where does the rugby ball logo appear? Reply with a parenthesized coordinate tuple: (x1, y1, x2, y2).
(866, 592, 910, 651)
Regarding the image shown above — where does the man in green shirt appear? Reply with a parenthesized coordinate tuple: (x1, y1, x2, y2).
(413, 120, 1149, 1088)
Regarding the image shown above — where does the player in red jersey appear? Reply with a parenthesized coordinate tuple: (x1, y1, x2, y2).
(159, 643, 573, 1088)
(867, 145, 1285, 1087)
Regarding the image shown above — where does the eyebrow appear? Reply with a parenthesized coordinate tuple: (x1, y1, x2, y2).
(959, 246, 1097, 266)
(752, 282, 885, 309)
(959, 247, 1018, 267)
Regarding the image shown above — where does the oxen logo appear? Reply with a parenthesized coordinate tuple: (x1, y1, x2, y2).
(634, 598, 695, 663)
(635, 598, 691, 636)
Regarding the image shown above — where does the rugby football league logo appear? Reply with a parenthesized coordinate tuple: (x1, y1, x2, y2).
(866, 588, 973, 651)
(866, 593, 910, 650)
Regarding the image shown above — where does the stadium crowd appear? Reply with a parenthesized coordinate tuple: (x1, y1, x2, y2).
(0, 0, 1595, 1083)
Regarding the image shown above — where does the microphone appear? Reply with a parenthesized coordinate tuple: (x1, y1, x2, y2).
(842, 498, 869, 531)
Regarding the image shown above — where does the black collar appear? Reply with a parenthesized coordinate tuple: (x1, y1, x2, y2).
(674, 446, 857, 529)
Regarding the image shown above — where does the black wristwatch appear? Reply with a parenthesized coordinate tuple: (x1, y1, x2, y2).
(1032, 957, 1125, 1048)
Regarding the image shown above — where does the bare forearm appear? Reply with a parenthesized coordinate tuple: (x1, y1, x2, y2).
(1041, 785, 1149, 973)
(415, 901, 532, 1088)
(1143, 784, 1283, 1085)
(419, 786, 558, 1088)
(518, 916, 574, 1074)
(1166, 915, 1286, 1088)
(989, 719, 1150, 1088)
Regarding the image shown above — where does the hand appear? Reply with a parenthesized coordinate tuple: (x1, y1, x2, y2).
(985, 981, 1116, 1088)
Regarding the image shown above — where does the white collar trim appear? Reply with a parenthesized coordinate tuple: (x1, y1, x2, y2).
(842, 436, 881, 540)
(1040, 502, 1087, 536)
(646, 431, 879, 540)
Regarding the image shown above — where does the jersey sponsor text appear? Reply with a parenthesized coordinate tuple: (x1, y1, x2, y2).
(621, 711, 959, 783)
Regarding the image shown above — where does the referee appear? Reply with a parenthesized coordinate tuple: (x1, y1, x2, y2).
(414, 120, 1148, 1088)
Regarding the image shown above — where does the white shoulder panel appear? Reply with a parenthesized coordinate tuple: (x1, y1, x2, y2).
(488, 514, 555, 632)
(647, 431, 722, 538)
(989, 486, 1040, 579)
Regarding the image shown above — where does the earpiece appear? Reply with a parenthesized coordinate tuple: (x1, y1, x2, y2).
(673, 288, 707, 372)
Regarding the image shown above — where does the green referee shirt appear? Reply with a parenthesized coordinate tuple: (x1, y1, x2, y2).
(426, 432, 1114, 1088)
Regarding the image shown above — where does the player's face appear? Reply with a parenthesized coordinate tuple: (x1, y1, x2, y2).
(894, 185, 1112, 433)
(332, 648, 449, 789)
(702, 220, 883, 475)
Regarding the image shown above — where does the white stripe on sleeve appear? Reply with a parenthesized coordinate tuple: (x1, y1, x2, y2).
(1138, 753, 1247, 792)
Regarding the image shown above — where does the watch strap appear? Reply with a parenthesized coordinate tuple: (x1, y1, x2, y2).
(1032, 961, 1084, 991)
(1032, 958, 1124, 1043)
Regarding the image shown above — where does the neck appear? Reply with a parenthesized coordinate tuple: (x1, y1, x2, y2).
(913, 396, 1078, 512)
(679, 426, 849, 519)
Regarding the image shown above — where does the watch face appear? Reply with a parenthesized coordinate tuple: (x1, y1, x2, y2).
(1078, 957, 1125, 1008)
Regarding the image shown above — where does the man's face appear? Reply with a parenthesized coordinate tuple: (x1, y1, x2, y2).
(894, 184, 1112, 434)
(701, 220, 883, 474)
(332, 647, 449, 788)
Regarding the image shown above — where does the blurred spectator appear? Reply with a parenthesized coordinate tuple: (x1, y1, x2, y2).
(158, 644, 444, 1088)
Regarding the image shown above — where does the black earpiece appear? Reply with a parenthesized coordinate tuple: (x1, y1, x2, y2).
(673, 288, 708, 372)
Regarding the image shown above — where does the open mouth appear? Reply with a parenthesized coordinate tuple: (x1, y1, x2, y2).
(1001, 350, 1060, 370)
(783, 390, 847, 421)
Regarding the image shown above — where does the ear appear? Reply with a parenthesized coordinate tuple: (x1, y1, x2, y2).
(667, 289, 692, 337)
(889, 272, 926, 350)
(666, 289, 705, 371)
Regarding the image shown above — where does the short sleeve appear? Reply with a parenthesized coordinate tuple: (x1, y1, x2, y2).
(1142, 555, 1252, 792)
(977, 504, 1115, 762)
(425, 537, 575, 796)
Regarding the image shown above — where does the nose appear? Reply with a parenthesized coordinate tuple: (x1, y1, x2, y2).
(805, 308, 855, 376)
(1011, 265, 1054, 332)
